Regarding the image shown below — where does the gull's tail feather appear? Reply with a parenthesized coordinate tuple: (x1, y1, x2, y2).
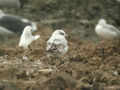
(31, 22, 37, 32)
(18, 40, 23, 47)
(34, 35, 40, 40)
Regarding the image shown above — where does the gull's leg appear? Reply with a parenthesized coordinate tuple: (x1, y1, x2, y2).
(28, 45, 32, 51)
(101, 47, 105, 61)
(100, 40, 105, 61)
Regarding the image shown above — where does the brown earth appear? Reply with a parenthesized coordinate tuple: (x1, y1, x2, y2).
(0, 26, 119, 90)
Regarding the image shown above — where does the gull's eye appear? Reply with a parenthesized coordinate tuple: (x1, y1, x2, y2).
(59, 32, 64, 35)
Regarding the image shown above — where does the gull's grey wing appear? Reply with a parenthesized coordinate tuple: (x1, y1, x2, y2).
(105, 24, 120, 34)
(0, 15, 32, 34)
(0, 26, 14, 35)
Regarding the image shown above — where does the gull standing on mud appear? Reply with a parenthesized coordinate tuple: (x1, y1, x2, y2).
(95, 19, 120, 40)
(46, 29, 68, 56)
(95, 19, 120, 60)
(19, 26, 40, 49)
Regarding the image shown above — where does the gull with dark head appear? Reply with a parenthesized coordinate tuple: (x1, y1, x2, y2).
(19, 25, 40, 49)
(46, 29, 68, 56)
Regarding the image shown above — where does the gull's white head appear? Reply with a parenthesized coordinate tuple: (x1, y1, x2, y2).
(23, 25, 32, 34)
(52, 29, 67, 37)
(98, 19, 106, 25)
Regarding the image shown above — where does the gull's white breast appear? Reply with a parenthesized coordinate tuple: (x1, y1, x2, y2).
(95, 24, 118, 40)
(47, 34, 68, 55)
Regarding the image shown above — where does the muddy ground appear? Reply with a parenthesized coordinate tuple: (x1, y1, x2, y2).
(0, 26, 119, 90)
(0, 0, 120, 90)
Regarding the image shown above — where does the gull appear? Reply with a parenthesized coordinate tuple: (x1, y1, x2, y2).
(95, 19, 120, 60)
(19, 26, 40, 49)
(0, 10, 37, 35)
(46, 29, 68, 56)
(95, 19, 120, 40)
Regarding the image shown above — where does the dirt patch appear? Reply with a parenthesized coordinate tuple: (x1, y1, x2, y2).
(0, 26, 119, 90)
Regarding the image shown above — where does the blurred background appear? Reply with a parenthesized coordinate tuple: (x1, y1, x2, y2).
(1, 0, 120, 42)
